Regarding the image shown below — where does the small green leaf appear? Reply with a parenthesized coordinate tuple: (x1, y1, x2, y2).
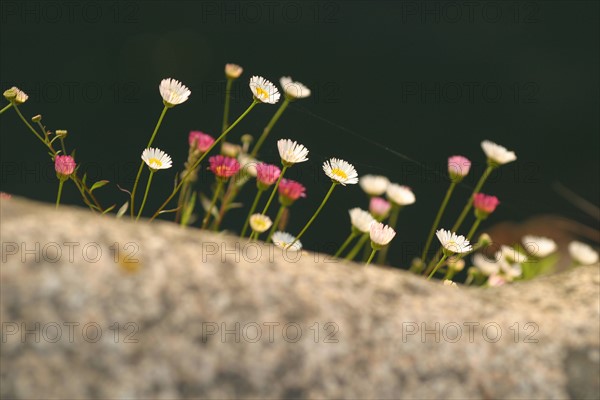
(102, 204, 116, 214)
(158, 207, 181, 215)
(90, 180, 109, 192)
(116, 202, 129, 219)
(82, 173, 88, 186)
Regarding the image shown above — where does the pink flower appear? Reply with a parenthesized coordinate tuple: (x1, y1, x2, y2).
(54, 155, 76, 177)
(369, 197, 391, 219)
(189, 131, 215, 153)
(0, 192, 11, 200)
(473, 193, 500, 216)
(448, 155, 471, 181)
(256, 163, 281, 187)
(209, 155, 240, 179)
(278, 179, 306, 206)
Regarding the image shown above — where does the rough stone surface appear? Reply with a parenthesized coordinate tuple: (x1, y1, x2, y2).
(1, 197, 599, 399)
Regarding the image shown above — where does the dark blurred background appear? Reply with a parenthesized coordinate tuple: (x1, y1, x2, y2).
(1, 0, 598, 267)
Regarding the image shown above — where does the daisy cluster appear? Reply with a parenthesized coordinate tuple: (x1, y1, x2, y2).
(3, 64, 597, 284)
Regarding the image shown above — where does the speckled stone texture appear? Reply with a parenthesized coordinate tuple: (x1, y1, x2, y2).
(1, 197, 599, 399)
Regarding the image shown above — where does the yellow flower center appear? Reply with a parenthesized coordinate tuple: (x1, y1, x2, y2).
(256, 87, 269, 100)
(149, 158, 162, 167)
(331, 168, 348, 180)
(446, 240, 459, 252)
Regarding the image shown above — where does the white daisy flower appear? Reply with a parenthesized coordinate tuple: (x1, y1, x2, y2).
(277, 139, 309, 166)
(386, 184, 416, 206)
(3, 86, 28, 104)
(141, 147, 173, 171)
(249, 76, 280, 104)
(568, 241, 599, 265)
(481, 140, 517, 165)
(159, 78, 191, 107)
(499, 245, 528, 263)
(225, 63, 243, 79)
(280, 76, 311, 99)
(249, 214, 272, 233)
(436, 229, 472, 254)
(522, 235, 557, 258)
(472, 253, 501, 276)
(272, 231, 302, 251)
(370, 222, 396, 248)
(349, 208, 375, 233)
(359, 175, 390, 196)
(323, 158, 359, 185)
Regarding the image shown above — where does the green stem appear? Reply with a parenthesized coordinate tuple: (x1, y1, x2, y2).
(149, 100, 259, 221)
(13, 104, 47, 146)
(202, 179, 225, 229)
(346, 233, 370, 261)
(136, 170, 155, 221)
(421, 181, 457, 263)
(334, 231, 358, 258)
(376, 204, 402, 265)
(176, 180, 191, 224)
(222, 78, 234, 133)
(451, 165, 494, 232)
(241, 188, 265, 237)
(267, 205, 287, 242)
(291, 182, 337, 247)
(59, 137, 67, 155)
(130, 105, 169, 218)
(466, 217, 483, 241)
(0, 103, 13, 114)
(366, 249, 377, 266)
(427, 254, 449, 280)
(55, 179, 65, 208)
(261, 166, 288, 216)
(213, 181, 239, 231)
(250, 97, 290, 158)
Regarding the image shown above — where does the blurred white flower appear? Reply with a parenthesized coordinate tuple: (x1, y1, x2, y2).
(568, 241, 599, 265)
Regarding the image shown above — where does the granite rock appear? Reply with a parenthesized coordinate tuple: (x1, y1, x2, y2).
(1, 198, 599, 399)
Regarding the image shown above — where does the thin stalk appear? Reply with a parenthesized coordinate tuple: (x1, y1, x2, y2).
(427, 254, 449, 280)
(334, 231, 359, 258)
(346, 233, 370, 261)
(241, 188, 265, 237)
(222, 78, 234, 132)
(291, 182, 337, 247)
(130, 105, 169, 218)
(202, 179, 225, 229)
(136, 170, 155, 221)
(0, 103, 13, 114)
(366, 249, 377, 266)
(421, 181, 457, 263)
(55, 179, 65, 208)
(466, 217, 483, 241)
(250, 97, 290, 158)
(267, 205, 287, 242)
